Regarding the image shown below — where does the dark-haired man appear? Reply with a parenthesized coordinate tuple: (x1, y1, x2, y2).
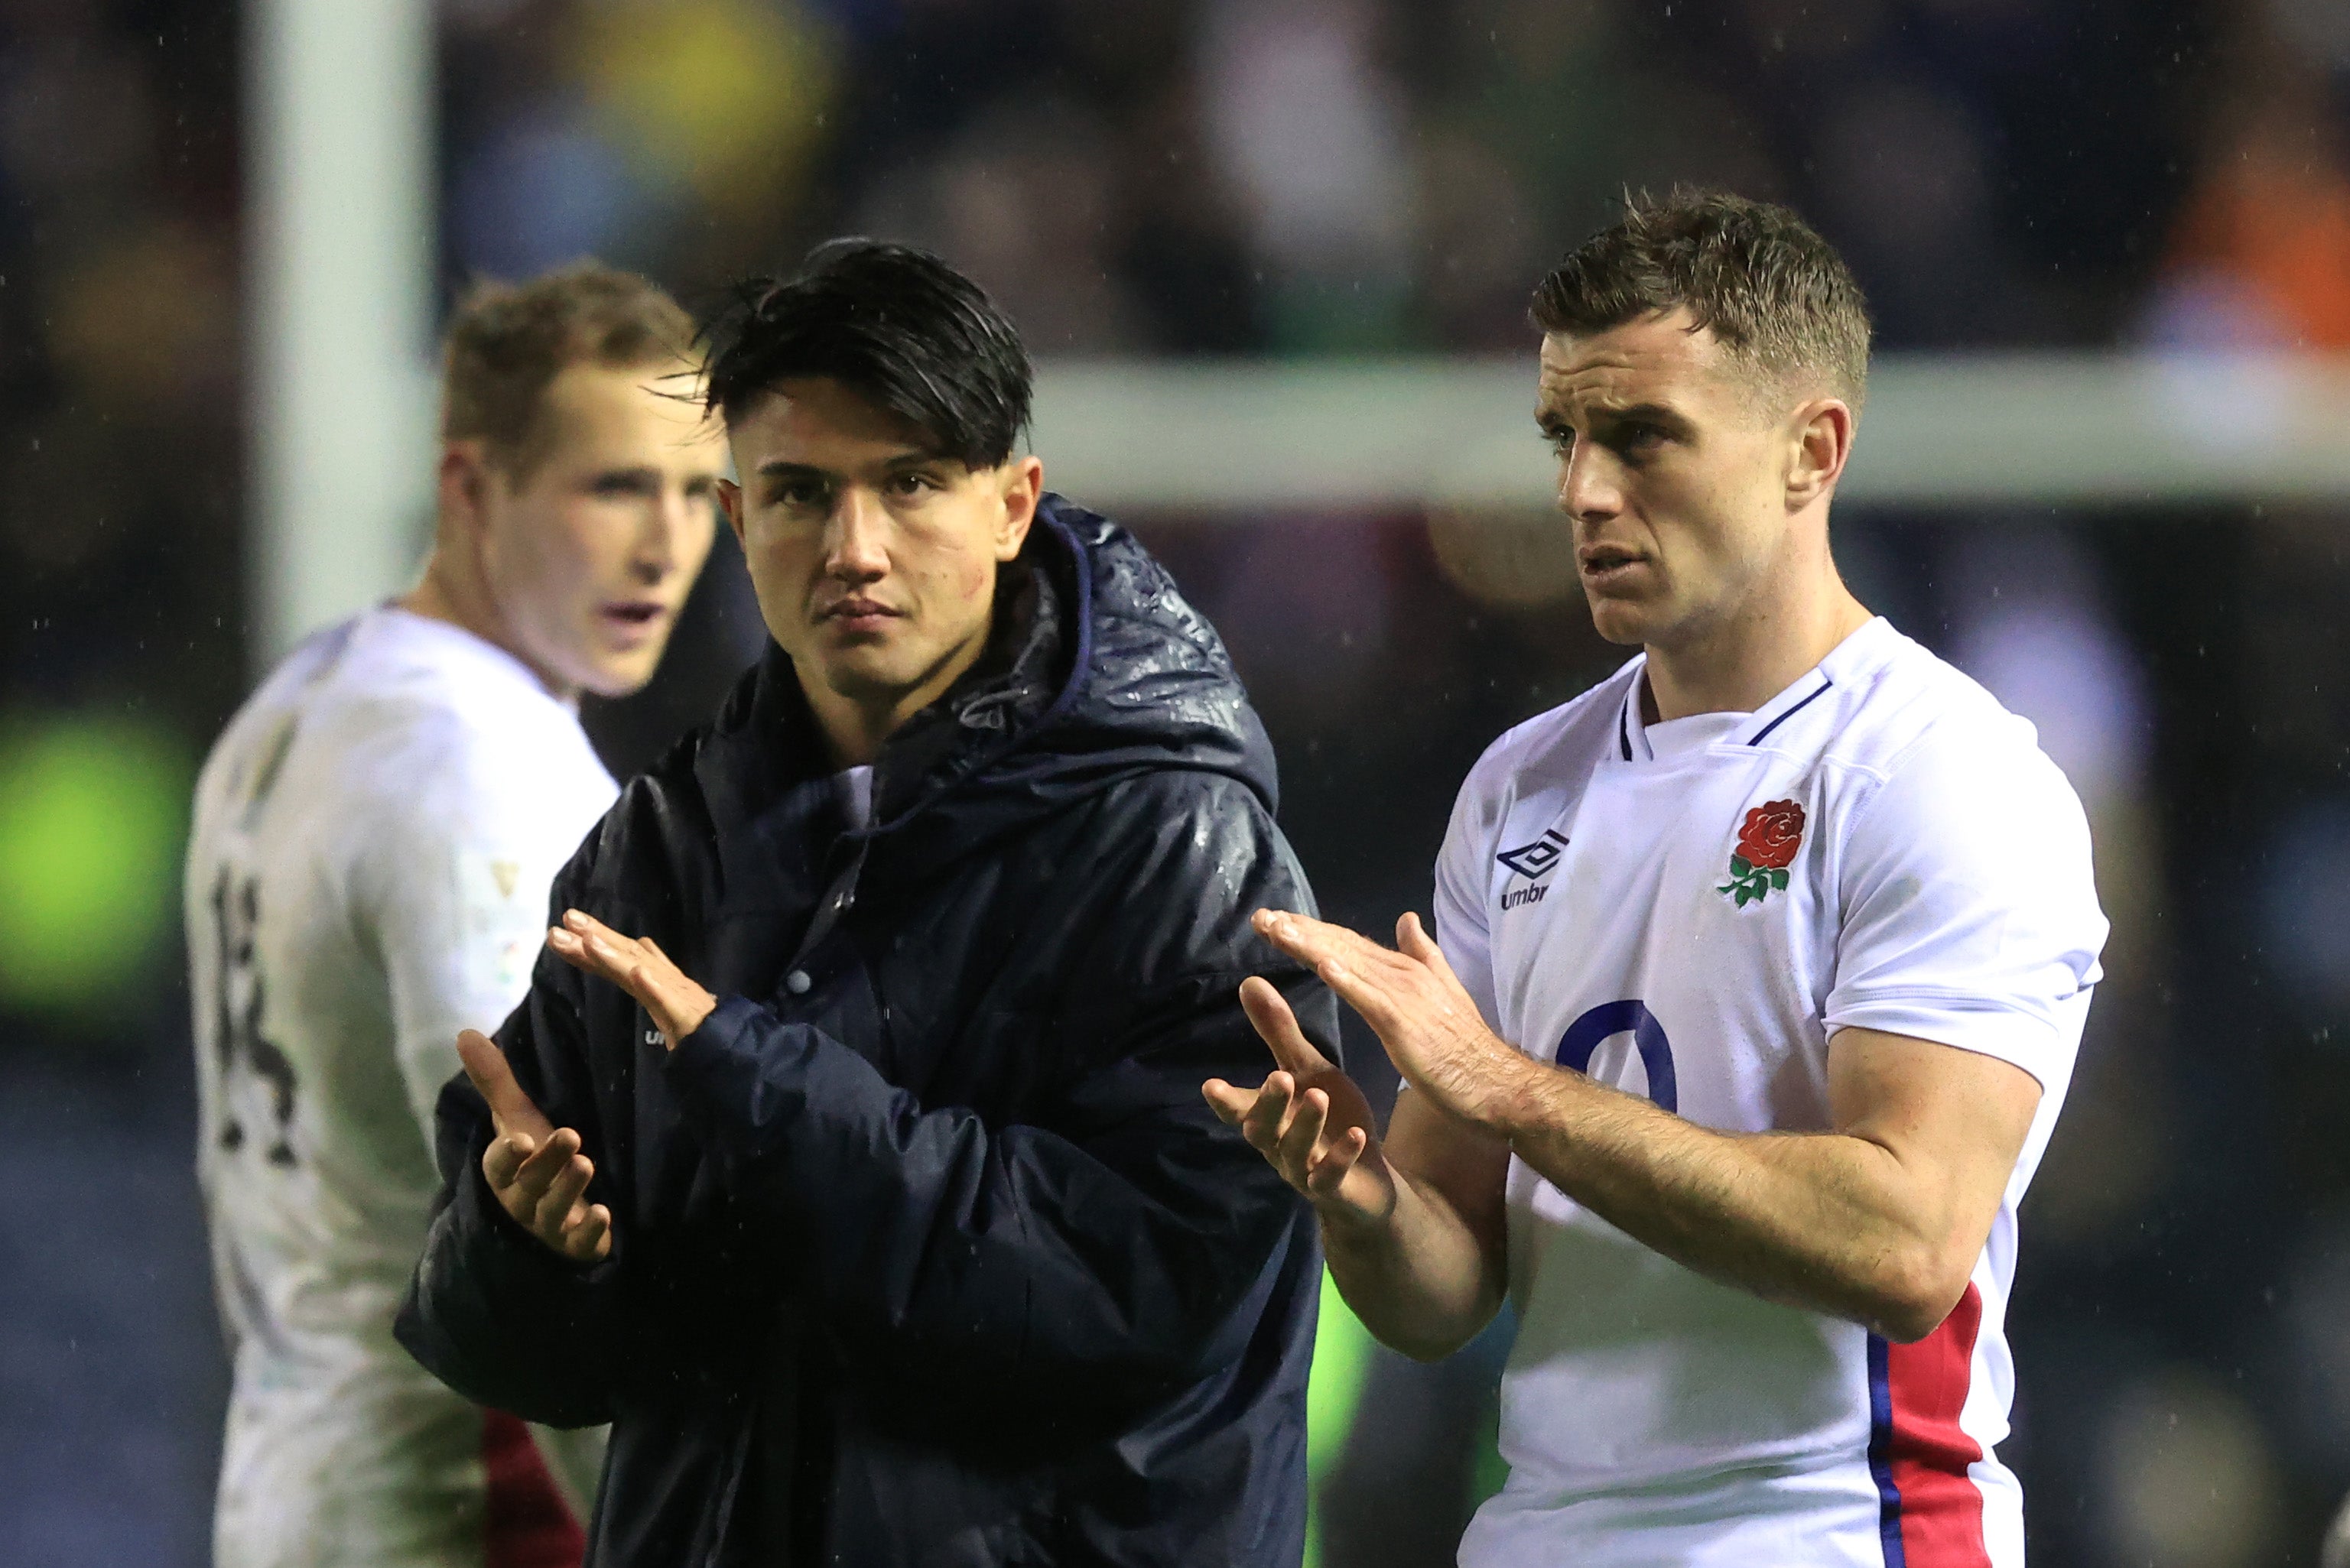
(190, 262, 724, 1567)
(398, 242, 1334, 1566)
(1211, 191, 2107, 1566)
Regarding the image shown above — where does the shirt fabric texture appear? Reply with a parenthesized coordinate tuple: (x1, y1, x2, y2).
(187, 607, 613, 1567)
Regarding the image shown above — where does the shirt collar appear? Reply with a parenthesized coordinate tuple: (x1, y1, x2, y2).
(1617, 616, 1899, 761)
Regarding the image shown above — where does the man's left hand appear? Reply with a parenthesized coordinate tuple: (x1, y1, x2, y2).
(1253, 909, 1528, 1125)
(548, 910, 717, 1050)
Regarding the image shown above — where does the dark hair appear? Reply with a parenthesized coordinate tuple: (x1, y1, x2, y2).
(442, 261, 698, 478)
(1532, 190, 1872, 412)
(701, 240, 1032, 468)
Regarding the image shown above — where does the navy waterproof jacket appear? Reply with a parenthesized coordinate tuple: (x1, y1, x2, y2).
(396, 500, 1338, 1566)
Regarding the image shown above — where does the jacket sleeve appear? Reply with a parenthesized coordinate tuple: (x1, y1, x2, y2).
(661, 777, 1336, 1422)
(394, 874, 625, 1430)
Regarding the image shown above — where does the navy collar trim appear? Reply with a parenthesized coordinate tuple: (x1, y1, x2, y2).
(1747, 674, 1834, 746)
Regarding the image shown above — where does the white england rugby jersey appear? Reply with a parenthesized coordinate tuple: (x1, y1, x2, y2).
(1437, 617, 2105, 1568)
(187, 606, 616, 1567)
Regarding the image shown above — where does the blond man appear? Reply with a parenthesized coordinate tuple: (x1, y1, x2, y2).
(188, 263, 727, 1567)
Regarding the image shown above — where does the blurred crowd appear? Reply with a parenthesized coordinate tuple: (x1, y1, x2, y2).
(4, 0, 2350, 1563)
(443, 0, 2348, 358)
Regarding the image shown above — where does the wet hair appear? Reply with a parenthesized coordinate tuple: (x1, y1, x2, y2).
(1533, 189, 1872, 414)
(700, 239, 1032, 468)
(440, 261, 699, 479)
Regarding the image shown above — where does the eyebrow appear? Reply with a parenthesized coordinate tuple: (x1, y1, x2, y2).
(1584, 399, 1685, 424)
(1536, 399, 1694, 434)
(752, 451, 944, 480)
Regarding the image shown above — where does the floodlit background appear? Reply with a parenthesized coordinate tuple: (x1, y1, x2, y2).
(4, 1, 2350, 1563)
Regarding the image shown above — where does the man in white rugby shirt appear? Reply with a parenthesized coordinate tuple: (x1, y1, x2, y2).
(1208, 191, 2108, 1567)
(187, 262, 726, 1568)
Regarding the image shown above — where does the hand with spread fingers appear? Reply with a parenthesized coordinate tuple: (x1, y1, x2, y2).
(546, 908, 717, 1050)
(455, 1028, 613, 1263)
(1204, 979, 1396, 1232)
(1250, 907, 1529, 1127)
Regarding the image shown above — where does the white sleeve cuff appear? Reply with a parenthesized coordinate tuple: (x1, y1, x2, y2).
(1823, 987, 2084, 1090)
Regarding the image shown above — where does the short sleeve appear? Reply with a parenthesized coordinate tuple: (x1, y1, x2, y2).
(1433, 744, 1506, 1033)
(356, 729, 612, 1148)
(1824, 726, 2109, 1090)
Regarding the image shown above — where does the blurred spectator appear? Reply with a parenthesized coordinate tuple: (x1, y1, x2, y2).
(450, 98, 661, 280)
(856, 97, 1146, 352)
(2147, 70, 2350, 349)
(1810, 75, 2060, 346)
(1198, 0, 1416, 348)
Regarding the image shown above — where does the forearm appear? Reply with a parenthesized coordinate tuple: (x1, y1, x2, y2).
(1322, 1167, 1504, 1361)
(1491, 1062, 1960, 1340)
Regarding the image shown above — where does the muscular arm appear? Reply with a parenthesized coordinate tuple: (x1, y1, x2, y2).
(1491, 1024, 2040, 1341)
(1248, 911, 2043, 1346)
(1321, 1090, 1510, 1360)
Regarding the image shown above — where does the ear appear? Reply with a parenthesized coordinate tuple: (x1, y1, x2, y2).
(436, 440, 494, 542)
(717, 476, 747, 551)
(994, 455, 1044, 562)
(1785, 399, 1855, 510)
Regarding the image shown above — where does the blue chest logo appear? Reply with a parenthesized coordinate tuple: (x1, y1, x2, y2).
(1497, 829, 1571, 881)
(1556, 1000, 1678, 1112)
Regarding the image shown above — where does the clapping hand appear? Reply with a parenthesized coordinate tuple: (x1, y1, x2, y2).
(545, 909, 717, 1050)
(1251, 909, 1524, 1125)
(455, 1029, 612, 1263)
(1204, 978, 1398, 1234)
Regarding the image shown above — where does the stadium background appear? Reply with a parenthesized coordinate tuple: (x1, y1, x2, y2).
(3, 0, 2349, 1563)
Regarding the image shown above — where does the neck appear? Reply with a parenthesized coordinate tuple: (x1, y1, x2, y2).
(398, 544, 576, 704)
(801, 615, 995, 771)
(1643, 550, 1871, 724)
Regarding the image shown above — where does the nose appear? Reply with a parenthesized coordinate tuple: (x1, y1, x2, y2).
(823, 486, 889, 583)
(1557, 440, 1624, 525)
(628, 483, 699, 585)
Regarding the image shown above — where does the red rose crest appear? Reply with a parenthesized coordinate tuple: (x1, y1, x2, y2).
(1719, 799, 1805, 907)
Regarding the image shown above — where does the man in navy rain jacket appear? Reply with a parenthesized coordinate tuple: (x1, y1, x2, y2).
(396, 242, 1336, 1566)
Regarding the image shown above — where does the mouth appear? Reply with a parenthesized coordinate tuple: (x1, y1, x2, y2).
(1577, 544, 1649, 589)
(819, 598, 902, 635)
(597, 601, 669, 644)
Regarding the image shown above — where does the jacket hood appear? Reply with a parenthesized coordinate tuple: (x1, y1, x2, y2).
(970, 494, 1276, 810)
(690, 495, 1275, 898)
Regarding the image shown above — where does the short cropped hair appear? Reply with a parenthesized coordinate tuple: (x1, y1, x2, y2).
(1533, 190, 1872, 414)
(441, 261, 698, 478)
(701, 240, 1032, 469)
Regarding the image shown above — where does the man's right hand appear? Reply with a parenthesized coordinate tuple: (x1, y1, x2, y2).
(456, 1029, 613, 1263)
(1204, 979, 1397, 1232)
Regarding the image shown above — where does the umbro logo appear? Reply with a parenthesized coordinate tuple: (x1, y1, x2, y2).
(1496, 829, 1571, 881)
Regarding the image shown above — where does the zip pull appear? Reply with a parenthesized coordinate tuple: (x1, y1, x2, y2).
(782, 835, 870, 982)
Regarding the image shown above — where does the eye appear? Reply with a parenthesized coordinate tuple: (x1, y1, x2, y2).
(773, 478, 828, 509)
(1608, 422, 1669, 462)
(886, 471, 938, 498)
(590, 472, 655, 498)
